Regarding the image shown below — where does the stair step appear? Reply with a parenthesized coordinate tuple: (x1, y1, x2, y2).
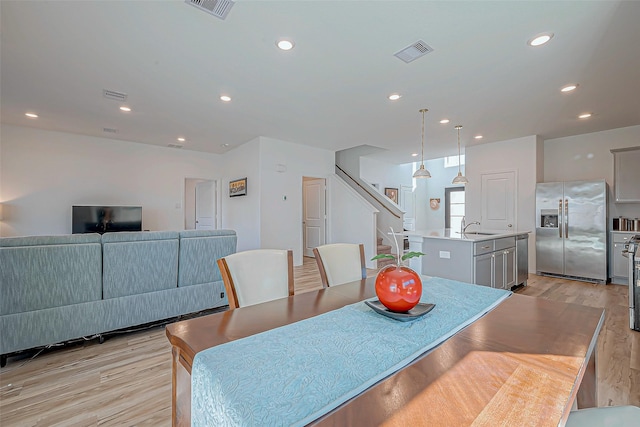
(377, 244, 392, 254)
(377, 256, 396, 268)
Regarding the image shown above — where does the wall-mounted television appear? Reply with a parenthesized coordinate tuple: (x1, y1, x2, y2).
(72, 206, 142, 234)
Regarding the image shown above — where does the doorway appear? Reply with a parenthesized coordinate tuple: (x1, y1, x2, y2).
(445, 187, 465, 231)
(302, 177, 327, 257)
(184, 178, 218, 230)
(400, 185, 415, 231)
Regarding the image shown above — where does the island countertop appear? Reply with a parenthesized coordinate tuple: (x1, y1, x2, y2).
(405, 228, 530, 242)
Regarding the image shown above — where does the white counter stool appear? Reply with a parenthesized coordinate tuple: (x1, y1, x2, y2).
(565, 405, 640, 427)
(313, 243, 366, 287)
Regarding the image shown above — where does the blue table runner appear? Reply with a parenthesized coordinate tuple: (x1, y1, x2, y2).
(191, 277, 511, 426)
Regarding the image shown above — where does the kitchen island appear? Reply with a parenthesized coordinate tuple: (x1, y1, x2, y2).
(406, 229, 530, 289)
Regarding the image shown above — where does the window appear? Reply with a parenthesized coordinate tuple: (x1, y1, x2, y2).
(445, 187, 465, 231)
(444, 154, 465, 168)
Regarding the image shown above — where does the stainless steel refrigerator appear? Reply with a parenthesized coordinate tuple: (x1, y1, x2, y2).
(536, 180, 608, 283)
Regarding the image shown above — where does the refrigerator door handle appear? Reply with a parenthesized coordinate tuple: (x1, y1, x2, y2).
(565, 199, 569, 238)
(558, 199, 563, 238)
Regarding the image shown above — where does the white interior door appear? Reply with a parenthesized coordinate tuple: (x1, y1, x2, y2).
(400, 185, 415, 231)
(481, 171, 516, 230)
(195, 180, 215, 230)
(303, 178, 326, 257)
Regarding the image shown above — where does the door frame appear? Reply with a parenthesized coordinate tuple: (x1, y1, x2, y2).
(302, 176, 327, 258)
(444, 186, 465, 229)
(183, 177, 222, 230)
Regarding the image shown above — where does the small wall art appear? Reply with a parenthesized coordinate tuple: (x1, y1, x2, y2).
(229, 178, 247, 197)
(385, 187, 398, 204)
(430, 198, 440, 210)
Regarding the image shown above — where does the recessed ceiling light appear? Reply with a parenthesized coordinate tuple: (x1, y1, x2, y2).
(221, 143, 230, 147)
(561, 84, 579, 93)
(25, 112, 38, 118)
(527, 32, 554, 47)
(474, 135, 483, 139)
(276, 39, 295, 51)
(119, 106, 131, 112)
(578, 113, 592, 119)
(440, 119, 450, 124)
(220, 95, 231, 102)
(177, 137, 186, 142)
(388, 94, 401, 101)
(411, 153, 418, 157)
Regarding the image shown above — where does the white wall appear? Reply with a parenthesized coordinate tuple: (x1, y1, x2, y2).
(0, 125, 221, 237)
(414, 158, 464, 231)
(465, 135, 542, 272)
(327, 175, 378, 268)
(360, 157, 413, 201)
(258, 137, 334, 265)
(219, 138, 261, 252)
(543, 125, 640, 221)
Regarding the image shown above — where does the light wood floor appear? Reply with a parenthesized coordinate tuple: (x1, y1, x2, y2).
(1, 259, 638, 426)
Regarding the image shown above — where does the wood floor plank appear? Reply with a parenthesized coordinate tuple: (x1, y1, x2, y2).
(1, 263, 638, 426)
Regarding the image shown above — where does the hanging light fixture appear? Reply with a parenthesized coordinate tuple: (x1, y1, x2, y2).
(452, 125, 469, 185)
(413, 108, 432, 179)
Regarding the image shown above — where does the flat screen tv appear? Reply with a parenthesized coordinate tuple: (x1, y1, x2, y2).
(72, 205, 142, 234)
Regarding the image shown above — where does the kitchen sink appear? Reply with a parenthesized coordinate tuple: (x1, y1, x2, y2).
(463, 231, 496, 235)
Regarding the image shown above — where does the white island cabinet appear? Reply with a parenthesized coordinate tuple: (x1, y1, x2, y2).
(407, 229, 529, 290)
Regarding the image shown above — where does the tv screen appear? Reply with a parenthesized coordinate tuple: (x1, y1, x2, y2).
(72, 206, 142, 234)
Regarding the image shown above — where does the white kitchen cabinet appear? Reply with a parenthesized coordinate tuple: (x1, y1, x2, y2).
(611, 146, 640, 203)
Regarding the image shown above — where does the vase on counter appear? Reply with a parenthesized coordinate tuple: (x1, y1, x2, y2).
(372, 228, 425, 313)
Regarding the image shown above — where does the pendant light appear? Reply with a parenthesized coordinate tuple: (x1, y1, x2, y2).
(413, 108, 432, 178)
(452, 125, 469, 185)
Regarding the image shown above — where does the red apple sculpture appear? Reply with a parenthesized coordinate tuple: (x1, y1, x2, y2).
(372, 228, 425, 313)
(374, 264, 422, 312)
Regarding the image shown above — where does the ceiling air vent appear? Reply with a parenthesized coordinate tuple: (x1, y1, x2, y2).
(185, 0, 234, 20)
(103, 127, 118, 134)
(168, 143, 184, 149)
(394, 40, 434, 63)
(103, 89, 127, 102)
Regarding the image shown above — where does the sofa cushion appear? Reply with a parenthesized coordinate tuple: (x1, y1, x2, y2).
(178, 230, 237, 287)
(102, 231, 179, 299)
(0, 233, 101, 247)
(0, 234, 102, 315)
(101, 230, 178, 243)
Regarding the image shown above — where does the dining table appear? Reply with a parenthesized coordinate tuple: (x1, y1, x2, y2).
(165, 276, 604, 426)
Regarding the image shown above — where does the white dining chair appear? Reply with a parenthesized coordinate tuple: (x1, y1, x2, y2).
(565, 405, 640, 427)
(217, 249, 294, 309)
(313, 243, 366, 287)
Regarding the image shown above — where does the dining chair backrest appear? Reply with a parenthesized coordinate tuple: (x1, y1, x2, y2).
(313, 243, 366, 287)
(565, 405, 639, 427)
(217, 249, 294, 309)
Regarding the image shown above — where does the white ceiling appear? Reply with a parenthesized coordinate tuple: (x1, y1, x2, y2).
(2, 1, 639, 164)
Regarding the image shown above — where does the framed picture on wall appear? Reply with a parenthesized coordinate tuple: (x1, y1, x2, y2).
(385, 187, 398, 204)
(229, 178, 247, 197)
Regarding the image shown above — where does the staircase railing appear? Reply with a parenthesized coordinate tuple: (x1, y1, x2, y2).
(335, 164, 404, 249)
(336, 164, 401, 218)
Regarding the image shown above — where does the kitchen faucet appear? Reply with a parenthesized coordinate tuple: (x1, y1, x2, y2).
(462, 217, 481, 234)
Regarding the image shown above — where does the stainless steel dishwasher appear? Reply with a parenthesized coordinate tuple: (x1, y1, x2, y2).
(516, 234, 529, 286)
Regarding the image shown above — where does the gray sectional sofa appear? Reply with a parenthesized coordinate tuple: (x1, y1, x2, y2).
(0, 229, 237, 365)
